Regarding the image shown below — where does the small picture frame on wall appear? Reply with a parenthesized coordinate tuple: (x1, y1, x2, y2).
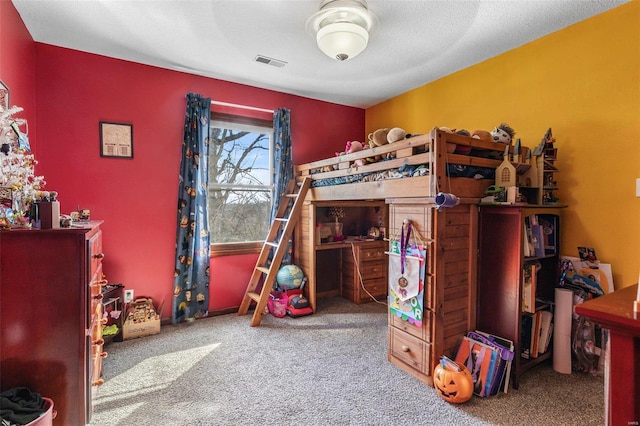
(0, 80, 9, 110)
(100, 121, 133, 159)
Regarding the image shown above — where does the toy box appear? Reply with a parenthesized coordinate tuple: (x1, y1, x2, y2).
(122, 297, 162, 340)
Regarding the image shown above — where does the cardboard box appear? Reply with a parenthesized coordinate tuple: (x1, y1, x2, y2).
(122, 297, 162, 340)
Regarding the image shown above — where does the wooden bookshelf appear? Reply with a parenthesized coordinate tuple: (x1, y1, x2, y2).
(477, 205, 565, 389)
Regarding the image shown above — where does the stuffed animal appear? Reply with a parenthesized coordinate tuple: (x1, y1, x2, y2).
(368, 128, 389, 148)
(471, 130, 493, 142)
(387, 127, 406, 144)
(345, 140, 363, 154)
(345, 140, 365, 167)
(436, 127, 462, 153)
(490, 123, 516, 144)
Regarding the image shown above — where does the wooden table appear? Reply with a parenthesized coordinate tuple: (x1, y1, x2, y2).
(574, 284, 640, 426)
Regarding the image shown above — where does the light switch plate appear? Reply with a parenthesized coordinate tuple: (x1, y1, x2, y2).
(636, 178, 640, 197)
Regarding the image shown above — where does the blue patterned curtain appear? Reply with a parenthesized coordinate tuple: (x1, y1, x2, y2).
(270, 108, 293, 264)
(172, 93, 211, 324)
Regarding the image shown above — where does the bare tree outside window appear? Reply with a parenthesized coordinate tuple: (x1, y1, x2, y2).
(208, 121, 273, 245)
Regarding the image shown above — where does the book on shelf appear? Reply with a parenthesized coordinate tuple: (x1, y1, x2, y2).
(538, 310, 554, 354)
(522, 263, 536, 314)
(538, 215, 557, 254)
(531, 224, 546, 258)
(523, 223, 531, 257)
(520, 313, 534, 359)
(523, 217, 535, 257)
(524, 214, 558, 257)
(530, 310, 542, 358)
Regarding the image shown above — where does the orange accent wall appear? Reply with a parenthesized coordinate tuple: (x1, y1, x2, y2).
(2, 0, 364, 316)
(366, 2, 640, 290)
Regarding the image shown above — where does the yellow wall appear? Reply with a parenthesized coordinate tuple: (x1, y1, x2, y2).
(367, 2, 640, 290)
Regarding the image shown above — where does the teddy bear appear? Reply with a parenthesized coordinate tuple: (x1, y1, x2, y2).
(490, 123, 516, 144)
(366, 128, 389, 162)
(387, 127, 406, 144)
(368, 128, 389, 149)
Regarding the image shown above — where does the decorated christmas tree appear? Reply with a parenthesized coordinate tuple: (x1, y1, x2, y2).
(0, 104, 46, 227)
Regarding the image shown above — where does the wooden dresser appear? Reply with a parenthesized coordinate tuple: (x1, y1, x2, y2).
(341, 240, 387, 304)
(386, 200, 478, 386)
(0, 221, 107, 425)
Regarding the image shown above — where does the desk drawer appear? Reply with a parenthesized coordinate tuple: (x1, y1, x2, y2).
(343, 277, 388, 304)
(361, 261, 385, 280)
(359, 278, 387, 298)
(360, 245, 386, 261)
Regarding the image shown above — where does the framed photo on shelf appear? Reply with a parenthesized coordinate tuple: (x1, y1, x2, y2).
(100, 121, 133, 159)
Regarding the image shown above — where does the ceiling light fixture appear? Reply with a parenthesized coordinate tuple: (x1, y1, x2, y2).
(307, 0, 376, 61)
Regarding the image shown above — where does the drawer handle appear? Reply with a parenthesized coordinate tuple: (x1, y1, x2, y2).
(93, 293, 104, 301)
(92, 378, 104, 387)
(93, 253, 105, 260)
(401, 345, 410, 353)
(93, 338, 105, 345)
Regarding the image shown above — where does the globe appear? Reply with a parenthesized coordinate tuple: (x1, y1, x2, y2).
(276, 265, 304, 290)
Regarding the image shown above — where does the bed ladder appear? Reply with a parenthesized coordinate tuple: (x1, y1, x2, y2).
(237, 177, 311, 326)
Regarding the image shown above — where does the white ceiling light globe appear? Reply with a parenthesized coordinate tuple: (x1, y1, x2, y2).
(317, 21, 369, 61)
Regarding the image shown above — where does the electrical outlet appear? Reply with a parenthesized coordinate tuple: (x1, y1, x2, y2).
(124, 289, 134, 304)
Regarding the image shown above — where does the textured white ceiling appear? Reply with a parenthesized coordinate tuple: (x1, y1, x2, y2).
(12, 0, 629, 108)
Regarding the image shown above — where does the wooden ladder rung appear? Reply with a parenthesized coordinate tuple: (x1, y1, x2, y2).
(256, 266, 270, 274)
(265, 242, 278, 248)
(246, 292, 261, 303)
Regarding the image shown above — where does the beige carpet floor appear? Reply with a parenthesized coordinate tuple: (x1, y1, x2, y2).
(90, 297, 604, 425)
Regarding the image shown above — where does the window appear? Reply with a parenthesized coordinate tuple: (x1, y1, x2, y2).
(208, 114, 273, 255)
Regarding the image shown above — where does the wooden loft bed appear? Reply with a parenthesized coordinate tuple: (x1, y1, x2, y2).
(292, 127, 517, 387)
(295, 127, 521, 202)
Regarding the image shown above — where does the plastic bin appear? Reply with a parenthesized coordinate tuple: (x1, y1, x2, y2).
(24, 397, 56, 426)
(267, 291, 288, 318)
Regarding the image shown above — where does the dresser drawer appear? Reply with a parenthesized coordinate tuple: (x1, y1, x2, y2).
(90, 338, 106, 386)
(389, 327, 430, 374)
(390, 309, 432, 341)
(88, 229, 104, 278)
(89, 265, 107, 328)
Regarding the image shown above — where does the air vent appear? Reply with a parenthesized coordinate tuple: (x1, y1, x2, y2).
(254, 55, 287, 68)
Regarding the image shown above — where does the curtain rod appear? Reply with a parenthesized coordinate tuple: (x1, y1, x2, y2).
(210, 100, 274, 114)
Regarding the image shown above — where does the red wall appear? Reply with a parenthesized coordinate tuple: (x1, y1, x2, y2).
(3, 0, 364, 317)
(0, 0, 36, 144)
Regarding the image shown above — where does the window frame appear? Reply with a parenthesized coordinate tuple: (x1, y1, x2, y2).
(208, 113, 274, 257)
